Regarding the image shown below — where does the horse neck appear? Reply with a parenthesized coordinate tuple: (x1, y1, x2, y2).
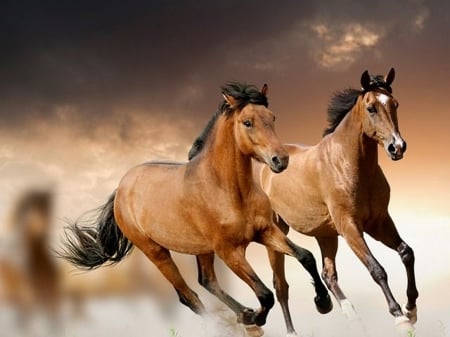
(329, 100, 379, 177)
(202, 115, 253, 196)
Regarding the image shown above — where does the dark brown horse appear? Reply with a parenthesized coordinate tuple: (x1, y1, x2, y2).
(60, 83, 331, 336)
(257, 69, 418, 335)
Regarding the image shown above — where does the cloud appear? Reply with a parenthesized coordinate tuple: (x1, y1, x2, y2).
(289, 1, 432, 70)
(308, 22, 382, 69)
(413, 7, 430, 32)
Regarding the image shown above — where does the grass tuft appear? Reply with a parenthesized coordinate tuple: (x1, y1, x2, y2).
(169, 328, 180, 337)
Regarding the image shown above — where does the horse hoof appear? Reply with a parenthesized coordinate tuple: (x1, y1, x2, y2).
(238, 308, 257, 325)
(254, 312, 267, 326)
(395, 315, 415, 336)
(402, 304, 417, 325)
(340, 299, 358, 320)
(315, 293, 333, 314)
(245, 324, 264, 337)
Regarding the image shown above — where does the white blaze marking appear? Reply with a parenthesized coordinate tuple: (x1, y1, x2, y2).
(392, 133, 403, 146)
(377, 93, 389, 105)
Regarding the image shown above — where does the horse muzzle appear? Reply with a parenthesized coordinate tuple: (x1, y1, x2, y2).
(269, 154, 289, 173)
(386, 136, 407, 161)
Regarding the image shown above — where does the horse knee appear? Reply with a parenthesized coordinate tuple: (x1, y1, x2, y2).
(398, 242, 414, 266)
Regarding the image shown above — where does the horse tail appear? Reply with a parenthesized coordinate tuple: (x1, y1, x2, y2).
(59, 191, 133, 269)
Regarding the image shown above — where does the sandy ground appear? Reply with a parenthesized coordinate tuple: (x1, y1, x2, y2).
(1, 214, 449, 337)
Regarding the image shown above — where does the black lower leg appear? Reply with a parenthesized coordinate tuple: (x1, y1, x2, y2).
(397, 242, 418, 309)
(254, 287, 275, 326)
(367, 256, 402, 316)
(288, 240, 332, 313)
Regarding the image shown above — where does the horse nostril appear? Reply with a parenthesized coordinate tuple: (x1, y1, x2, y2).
(388, 143, 396, 154)
(272, 156, 281, 167)
(401, 141, 407, 153)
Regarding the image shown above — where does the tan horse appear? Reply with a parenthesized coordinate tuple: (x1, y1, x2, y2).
(60, 83, 331, 336)
(258, 69, 418, 336)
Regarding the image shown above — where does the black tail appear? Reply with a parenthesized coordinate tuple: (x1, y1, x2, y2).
(59, 191, 133, 269)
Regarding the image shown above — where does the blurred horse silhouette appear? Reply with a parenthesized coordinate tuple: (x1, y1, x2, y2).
(257, 69, 417, 336)
(0, 188, 61, 335)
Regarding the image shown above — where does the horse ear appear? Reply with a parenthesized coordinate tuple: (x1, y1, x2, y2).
(384, 67, 395, 86)
(222, 93, 237, 109)
(261, 83, 268, 96)
(360, 70, 371, 91)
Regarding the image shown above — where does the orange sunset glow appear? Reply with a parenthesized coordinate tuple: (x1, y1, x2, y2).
(0, 1, 449, 337)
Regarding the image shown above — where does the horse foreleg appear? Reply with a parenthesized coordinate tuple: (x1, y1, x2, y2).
(342, 224, 412, 328)
(215, 246, 274, 327)
(366, 215, 418, 324)
(316, 236, 357, 320)
(257, 225, 332, 315)
(196, 253, 257, 324)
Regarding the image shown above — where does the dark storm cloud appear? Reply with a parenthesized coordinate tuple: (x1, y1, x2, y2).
(0, 0, 316, 126)
(0, 0, 449, 136)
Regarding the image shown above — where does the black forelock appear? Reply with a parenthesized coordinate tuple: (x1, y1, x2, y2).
(363, 75, 393, 94)
(220, 82, 268, 114)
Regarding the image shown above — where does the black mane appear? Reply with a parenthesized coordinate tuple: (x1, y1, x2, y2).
(323, 88, 362, 137)
(188, 82, 268, 160)
(323, 73, 392, 137)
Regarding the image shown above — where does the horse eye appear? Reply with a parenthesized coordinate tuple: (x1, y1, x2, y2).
(243, 120, 253, 128)
(367, 106, 377, 114)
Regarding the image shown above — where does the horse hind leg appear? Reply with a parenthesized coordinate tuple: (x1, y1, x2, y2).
(265, 216, 298, 337)
(138, 240, 206, 315)
(316, 236, 357, 320)
(267, 249, 298, 337)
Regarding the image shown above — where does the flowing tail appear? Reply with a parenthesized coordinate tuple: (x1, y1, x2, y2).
(59, 191, 133, 269)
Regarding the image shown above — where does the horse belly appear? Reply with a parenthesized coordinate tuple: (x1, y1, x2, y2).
(144, 217, 212, 255)
(290, 213, 335, 237)
(274, 199, 336, 237)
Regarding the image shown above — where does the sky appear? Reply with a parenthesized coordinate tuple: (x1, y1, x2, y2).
(0, 1, 449, 336)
